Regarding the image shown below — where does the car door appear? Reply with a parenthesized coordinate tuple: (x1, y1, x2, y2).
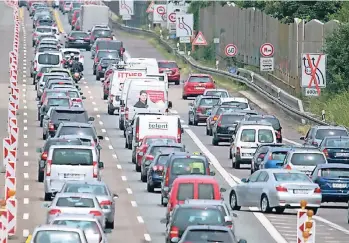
(238, 171, 261, 206)
(249, 171, 268, 206)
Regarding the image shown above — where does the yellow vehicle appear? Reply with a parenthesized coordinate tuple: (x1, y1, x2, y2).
(48, 68, 72, 78)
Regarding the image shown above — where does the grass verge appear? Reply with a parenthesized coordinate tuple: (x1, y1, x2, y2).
(297, 125, 311, 136)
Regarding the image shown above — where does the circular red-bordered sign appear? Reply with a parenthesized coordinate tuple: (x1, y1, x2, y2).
(168, 12, 176, 22)
(156, 6, 165, 15)
(225, 44, 238, 57)
(260, 43, 274, 57)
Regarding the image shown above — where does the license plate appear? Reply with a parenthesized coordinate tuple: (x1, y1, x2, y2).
(332, 183, 347, 188)
(228, 127, 235, 131)
(195, 87, 205, 90)
(64, 173, 80, 179)
(336, 153, 349, 157)
(293, 189, 309, 194)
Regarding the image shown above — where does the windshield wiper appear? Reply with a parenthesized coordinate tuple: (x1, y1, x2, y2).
(206, 240, 224, 242)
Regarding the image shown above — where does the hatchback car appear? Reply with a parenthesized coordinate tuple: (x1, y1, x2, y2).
(90, 28, 113, 44)
(318, 136, 349, 164)
(65, 31, 90, 50)
(147, 153, 170, 192)
(93, 50, 119, 75)
(301, 125, 348, 147)
(158, 60, 180, 85)
(182, 74, 216, 99)
(203, 88, 230, 98)
(188, 95, 221, 125)
(27, 225, 87, 243)
(91, 39, 125, 59)
(212, 113, 246, 146)
(95, 57, 119, 80)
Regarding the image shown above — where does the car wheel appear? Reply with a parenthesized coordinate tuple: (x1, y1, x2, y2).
(161, 195, 167, 207)
(182, 95, 187, 100)
(123, 130, 126, 138)
(193, 117, 198, 126)
(206, 127, 209, 135)
(175, 80, 180, 85)
(107, 106, 114, 115)
(38, 170, 44, 183)
(212, 135, 219, 146)
(124, 140, 128, 148)
(141, 172, 147, 182)
(105, 220, 114, 229)
(32, 78, 36, 85)
(43, 132, 47, 140)
(229, 150, 232, 159)
(260, 194, 272, 213)
(135, 163, 141, 172)
(96, 73, 100, 80)
(30, 72, 33, 78)
(119, 120, 124, 130)
(230, 191, 241, 210)
(103, 94, 108, 100)
(44, 192, 52, 201)
(310, 207, 318, 215)
(132, 153, 136, 163)
(275, 207, 285, 214)
(188, 113, 193, 125)
(39, 117, 43, 127)
(232, 156, 241, 169)
(147, 182, 154, 192)
(93, 68, 96, 75)
(128, 141, 132, 150)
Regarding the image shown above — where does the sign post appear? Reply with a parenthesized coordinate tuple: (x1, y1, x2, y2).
(301, 53, 326, 96)
(260, 43, 275, 72)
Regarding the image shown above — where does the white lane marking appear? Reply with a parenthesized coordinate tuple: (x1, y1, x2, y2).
(94, 107, 98, 111)
(137, 216, 144, 224)
(171, 110, 178, 114)
(23, 213, 29, 220)
(88, 90, 91, 94)
(121, 176, 127, 181)
(96, 114, 100, 118)
(24, 105, 27, 109)
(23, 100, 27, 104)
(283, 138, 301, 145)
(24, 112, 27, 116)
(23, 134, 27, 139)
(24, 143, 28, 147)
(24, 161, 29, 167)
(99, 121, 103, 125)
(144, 234, 151, 242)
(126, 188, 132, 194)
(23, 229, 29, 237)
(108, 145, 113, 150)
(101, 129, 106, 133)
(24, 119, 27, 123)
(24, 185, 29, 191)
(23, 173, 29, 179)
(24, 151, 28, 156)
(313, 215, 349, 235)
(23, 79, 26, 83)
(112, 154, 117, 159)
(22, 88, 26, 92)
(85, 86, 89, 89)
(131, 201, 137, 207)
(23, 66, 26, 70)
(180, 119, 185, 123)
(92, 101, 96, 105)
(23, 198, 29, 204)
(22, 83, 26, 87)
(89, 96, 93, 99)
(116, 164, 122, 169)
(24, 126, 27, 131)
(105, 137, 109, 141)
(182, 124, 189, 129)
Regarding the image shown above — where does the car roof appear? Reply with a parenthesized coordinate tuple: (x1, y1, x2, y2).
(260, 168, 304, 173)
(45, 137, 81, 143)
(246, 114, 277, 119)
(290, 147, 323, 153)
(49, 145, 94, 150)
(59, 122, 93, 127)
(199, 95, 220, 99)
(238, 120, 272, 126)
(63, 180, 107, 186)
(60, 135, 94, 140)
(313, 125, 347, 130)
(189, 73, 211, 77)
(148, 143, 184, 148)
(267, 147, 294, 152)
(316, 163, 349, 169)
(52, 107, 85, 111)
(177, 203, 221, 209)
(323, 136, 349, 140)
(204, 89, 227, 92)
(144, 135, 176, 139)
(185, 199, 225, 206)
(158, 60, 176, 63)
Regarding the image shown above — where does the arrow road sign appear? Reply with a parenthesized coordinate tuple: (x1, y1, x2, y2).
(225, 44, 238, 57)
(301, 53, 326, 92)
(260, 43, 274, 57)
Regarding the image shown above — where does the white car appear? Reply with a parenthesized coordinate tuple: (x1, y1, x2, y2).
(219, 97, 251, 110)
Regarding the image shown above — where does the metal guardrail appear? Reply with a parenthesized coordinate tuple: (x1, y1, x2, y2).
(108, 16, 331, 127)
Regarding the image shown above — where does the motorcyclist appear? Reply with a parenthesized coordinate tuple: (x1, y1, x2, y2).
(66, 53, 75, 68)
(71, 56, 84, 73)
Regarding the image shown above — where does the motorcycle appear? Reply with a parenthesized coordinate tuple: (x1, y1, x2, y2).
(72, 72, 81, 83)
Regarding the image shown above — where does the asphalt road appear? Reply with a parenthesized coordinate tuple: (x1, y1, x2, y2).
(10, 5, 349, 243)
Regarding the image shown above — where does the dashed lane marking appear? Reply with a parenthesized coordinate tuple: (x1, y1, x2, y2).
(108, 145, 113, 150)
(144, 234, 151, 242)
(131, 201, 137, 207)
(23, 213, 29, 220)
(23, 134, 27, 139)
(99, 121, 103, 125)
(24, 161, 28, 167)
(23, 229, 29, 237)
(112, 154, 117, 159)
(105, 137, 109, 141)
(23, 198, 29, 205)
(137, 216, 144, 224)
(24, 185, 29, 191)
(101, 129, 106, 133)
(24, 143, 28, 147)
(116, 164, 122, 170)
(24, 151, 28, 156)
(126, 188, 132, 194)
(23, 173, 29, 179)
(121, 176, 127, 181)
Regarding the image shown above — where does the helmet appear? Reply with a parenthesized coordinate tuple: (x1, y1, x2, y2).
(70, 53, 74, 57)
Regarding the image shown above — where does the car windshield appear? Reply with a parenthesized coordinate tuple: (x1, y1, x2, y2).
(155, 155, 169, 165)
(269, 151, 288, 161)
(315, 129, 348, 140)
(158, 62, 177, 68)
(97, 41, 122, 50)
(291, 153, 326, 166)
(171, 158, 206, 175)
(44, 139, 82, 151)
(221, 101, 248, 109)
(52, 148, 93, 165)
(47, 98, 70, 106)
(145, 138, 176, 145)
(58, 127, 96, 140)
(199, 98, 220, 106)
(33, 230, 81, 243)
(274, 172, 311, 182)
(51, 110, 88, 123)
(324, 138, 349, 147)
(174, 208, 224, 228)
(52, 220, 100, 235)
(63, 184, 108, 195)
(94, 29, 112, 37)
(184, 230, 233, 243)
(189, 76, 212, 83)
(247, 116, 281, 130)
(56, 197, 95, 208)
(150, 146, 183, 156)
(36, 27, 52, 33)
(258, 129, 274, 143)
(320, 168, 349, 178)
(38, 54, 59, 65)
(70, 32, 88, 38)
(221, 114, 244, 124)
(205, 91, 229, 98)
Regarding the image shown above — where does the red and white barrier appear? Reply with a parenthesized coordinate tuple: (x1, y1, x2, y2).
(6, 199, 16, 236)
(0, 208, 8, 243)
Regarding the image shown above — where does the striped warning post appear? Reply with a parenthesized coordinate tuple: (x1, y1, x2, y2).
(6, 199, 16, 236)
(0, 208, 8, 243)
(5, 162, 15, 179)
(8, 119, 16, 131)
(9, 127, 18, 151)
(4, 178, 15, 201)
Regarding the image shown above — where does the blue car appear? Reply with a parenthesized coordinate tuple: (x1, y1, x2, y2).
(259, 147, 293, 170)
(146, 153, 170, 193)
(311, 163, 349, 203)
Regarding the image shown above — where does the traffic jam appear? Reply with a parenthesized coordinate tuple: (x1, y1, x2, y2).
(6, 0, 349, 243)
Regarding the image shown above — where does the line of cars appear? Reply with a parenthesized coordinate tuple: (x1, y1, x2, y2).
(23, 2, 123, 243)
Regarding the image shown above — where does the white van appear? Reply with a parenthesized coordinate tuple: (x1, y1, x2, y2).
(127, 58, 159, 74)
(107, 69, 147, 115)
(230, 121, 276, 169)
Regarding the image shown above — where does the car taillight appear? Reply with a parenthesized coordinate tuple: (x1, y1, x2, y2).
(90, 35, 94, 40)
(153, 165, 164, 171)
(276, 186, 288, 192)
(37, 72, 42, 77)
(312, 141, 318, 146)
(48, 209, 61, 215)
(217, 117, 222, 127)
(33, 32, 38, 37)
(93, 161, 98, 178)
(68, 37, 75, 40)
(276, 131, 281, 139)
(177, 127, 181, 143)
(145, 155, 154, 162)
(74, 98, 82, 102)
(165, 168, 170, 186)
(83, 37, 90, 41)
(48, 122, 54, 131)
(89, 210, 102, 216)
(236, 147, 240, 155)
(196, 107, 202, 113)
(99, 200, 112, 206)
(34, 60, 38, 71)
(135, 124, 139, 142)
(323, 148, 328, 157)
(285, 164, 292, 170)
(94, 57, 98, 63)
(120, 106, 125, 112)
(213, 115, 218, 121)
(41, 152, 48, 160)
(46, 159, 52, 176)
(314, 188, 321, 193)
(98, 65, 102, 71)
(125, 107, 129, 120)
(169, 226, 179, 239)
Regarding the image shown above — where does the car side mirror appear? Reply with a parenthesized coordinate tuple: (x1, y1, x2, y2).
(82, 96, 86, 100)
(120, 100, 124, 106)
(88, 117, 95, 121)
(179, 67, 182, 70)
(42, 202, 51, 208)
(171, 237, 179, 243)
(112, 193, 119, 200)
(220, 187, 226, 192)
(98, 161, 104, 168)
(80, 92, 83, 95)
(241, 178, 247, 183)
(168, 101, 173, 109)
(138, 152, 144, 156)
(36, 147, 42, 153)
(257, 158, 262, 162)
(97, 135, 104, 140)
(300, 137, 305, 140)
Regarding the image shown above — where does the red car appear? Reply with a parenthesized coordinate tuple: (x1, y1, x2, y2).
(71, 10, 80, 29)
(103, 75, 111, 100)
(182, 74, 216, 99)
(135, 135, 178, 168)
(158, 60, 180, 85)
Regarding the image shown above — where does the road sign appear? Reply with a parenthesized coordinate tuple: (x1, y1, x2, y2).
(225, 44, 237, 57)
(301, 53, 326, 95)
(305, 87, 320, 96)
(260, 43, 274, 57)
(260, 57, 274, 71)
(176, 14, 193, 37)
(122, 15, 131, 20)
(153, 4, 167, 23)
(119, 0, 134, 16)
(146, 1, 154, 13)
(192, 31, 207, 46)
(168, 12, 176, 23)
(179, 36, 191, 43)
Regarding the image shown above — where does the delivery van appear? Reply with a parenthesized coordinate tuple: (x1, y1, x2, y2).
(127, 58, 159, 74)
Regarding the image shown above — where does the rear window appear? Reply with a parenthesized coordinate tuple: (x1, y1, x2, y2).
(68, 91, 79, 98)
(274, 173, 311, 182)
(221, 101, 248, 109)
(324, 138, 349, 147)
(198, 184, 215, 200)
(174, 208, 224, 227)
(36, 27, 52, 33)
(270, 151, 288, 161)
(93, 29, 112, 37)
(150, 146, 183, 156)
(189, 76, 212, 83)
(216, 107, 241, 115)
(39, 35, 55, 40)
(158, 62, 178, 68)
(97, 51, 118, 59)
(155, 155, 169, 165)
(240, 129, 255, 142)
(38, 46, 57, 52)
(184, 230, 233, 243)
(177, 183, 194, 201)
(43, 74, 68, 82)
(44, 139, 82, 151)
(63, 184, 108, 195)
(171, 158, 206, 175)
(199, 98, 220, 106)
(205, 90, 229, 98)
(51, 110, 88, 123)
(246, 116, 281, 130)
(52, 148, 93, 165)
(47, 98, 70, 106)
(320, 168, 349, 178)
(58, 127, 96, 139)
(315, 129, 348, 140)
(70, 32, 88, 38)
(56, 197, 94, 207)
(290, 153, 326, 166)
(34, 231, 81, 243)
(145, 138, 176, 145)
(221, 114, 244, 124)
(258, 129, 274, 143)
(97, 41, 122, 50)
(52, 220, 100, 235)
(38, 54, 59, 65)
(100, 58, 117, 65)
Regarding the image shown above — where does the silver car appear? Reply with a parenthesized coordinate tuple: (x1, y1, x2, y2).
(59, 180, 118, 229)
(49, 214, 108, 243)
(42, 106, 56, 140)
(300, 125, 348, 147)
(32, 26, 54, 46)
(27, 224, 88, 243)
(45, 192, 106, 229)
(229, 169, 322, 214)
(58, 135, 100, 161)
(37, 73, 67, 97)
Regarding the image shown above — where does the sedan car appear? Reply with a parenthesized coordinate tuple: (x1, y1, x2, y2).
(65, 31, 91, 50)
(318, 136, 349, 164)
(59, 180, 118, 229)
(26, 225, 87, 243)
(45, 193, 106, 229)
(188, 95, 221, 125)
(203, 88, 230, 98)
(229, 169, 322, 214)
(95, 57, 119, 80)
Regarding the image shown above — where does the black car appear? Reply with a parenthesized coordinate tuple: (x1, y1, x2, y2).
(39, 97, 71, 126)
(90, 28, 113, 45)
(93, 50, 119, 75)
(36, 137, 83, 182)
(212, 113, 246, 146)
(65, 31, 90, 50)
(139, 143, 186, 179)
(19, 0, 27, 7)
(244, 114, 283, 143)
(318, 136, 349, 164)
(95, 57, 119, 80)
(164, 204, 230, 243)
(43, 107, 94, 139)
(147, 153, 170, 192)
(188, 96, 221, 126)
